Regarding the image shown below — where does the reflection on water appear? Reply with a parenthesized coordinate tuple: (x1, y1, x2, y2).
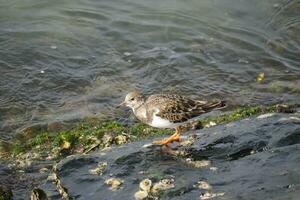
(0, 0, 300, 138)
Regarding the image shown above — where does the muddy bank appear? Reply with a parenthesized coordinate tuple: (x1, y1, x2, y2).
(7, 110, 298, 200)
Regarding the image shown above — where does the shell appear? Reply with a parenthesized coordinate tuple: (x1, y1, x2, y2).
(134, 190, 148, 200)
(139, 179, 152, 192)
(105, 178, 123, 191)
(151, 179, 175, 194)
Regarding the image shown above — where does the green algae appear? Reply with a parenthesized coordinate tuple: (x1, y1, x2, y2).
(2, 104, 297, 159)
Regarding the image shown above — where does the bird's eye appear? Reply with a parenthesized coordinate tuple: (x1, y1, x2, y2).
(130, 97, 135, 101)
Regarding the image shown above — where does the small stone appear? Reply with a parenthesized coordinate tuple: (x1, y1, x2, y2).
(89, 162, 107, 175)
(105, 178, 123, 191)
(197, 181, 212, 190)
(139, 179, 152, 192)
(134, 190, 148, 200)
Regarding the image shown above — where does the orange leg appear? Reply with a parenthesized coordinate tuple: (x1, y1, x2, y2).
(153, 126, 182, 145)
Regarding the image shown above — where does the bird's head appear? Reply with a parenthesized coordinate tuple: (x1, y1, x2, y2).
(119, 91, 145, 110)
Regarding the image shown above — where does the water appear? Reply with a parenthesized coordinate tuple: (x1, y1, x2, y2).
(1, 0, 300, 139)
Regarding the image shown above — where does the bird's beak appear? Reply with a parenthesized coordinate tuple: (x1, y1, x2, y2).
(116, 101, 126, 108)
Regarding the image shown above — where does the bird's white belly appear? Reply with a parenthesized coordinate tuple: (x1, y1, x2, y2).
(150, 115, 181, 128)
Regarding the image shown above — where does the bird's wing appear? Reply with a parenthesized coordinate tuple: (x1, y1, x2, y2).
(146, 94, 206, 123)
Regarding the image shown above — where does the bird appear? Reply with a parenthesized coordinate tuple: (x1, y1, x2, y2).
(119, 90, 226, 145)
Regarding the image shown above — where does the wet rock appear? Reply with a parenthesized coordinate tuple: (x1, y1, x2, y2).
(0, 185, 13, 200)
(32, 113, 300, 200)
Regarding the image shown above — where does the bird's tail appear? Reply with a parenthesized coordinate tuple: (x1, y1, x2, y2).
(197, 100, 226, 112)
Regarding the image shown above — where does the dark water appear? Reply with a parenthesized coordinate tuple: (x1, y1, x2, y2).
(1, 0, 300, 139)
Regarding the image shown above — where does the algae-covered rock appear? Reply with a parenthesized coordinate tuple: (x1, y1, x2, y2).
(4, 110, 300, 199)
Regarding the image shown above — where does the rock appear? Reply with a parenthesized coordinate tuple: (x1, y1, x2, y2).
(30, 113, 300, 199)
(0, 185, 13, 200)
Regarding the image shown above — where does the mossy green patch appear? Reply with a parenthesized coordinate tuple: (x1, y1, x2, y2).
(198, 105, 278, 127)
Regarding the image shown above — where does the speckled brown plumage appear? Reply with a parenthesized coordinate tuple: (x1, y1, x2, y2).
(145, 94, 225, 123)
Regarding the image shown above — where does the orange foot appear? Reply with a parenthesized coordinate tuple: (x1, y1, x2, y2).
(153, 126, 182, 145)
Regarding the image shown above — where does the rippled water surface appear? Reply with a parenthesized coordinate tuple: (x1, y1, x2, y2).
(1, 0, 300, 138)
